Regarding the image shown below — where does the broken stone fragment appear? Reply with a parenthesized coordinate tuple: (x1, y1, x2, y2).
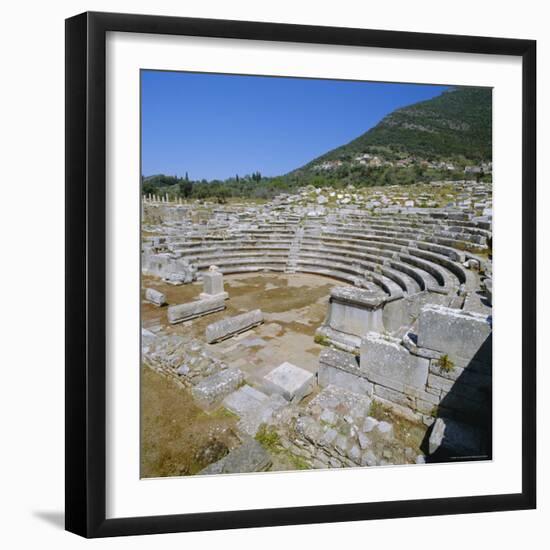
(362, 417, 379, 433)
(376, 421, 394, 439)
(191, 368, 244, 409)
(144, 287, 166, 306)
(199, 438, 271, 475)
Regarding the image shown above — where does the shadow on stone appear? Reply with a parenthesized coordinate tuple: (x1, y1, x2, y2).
(422, 335, 492, 463)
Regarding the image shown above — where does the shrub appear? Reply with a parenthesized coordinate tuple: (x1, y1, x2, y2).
(437, 354, 455, 372)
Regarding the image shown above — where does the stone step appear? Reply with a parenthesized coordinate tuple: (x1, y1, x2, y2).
(222, 385, 287, 436)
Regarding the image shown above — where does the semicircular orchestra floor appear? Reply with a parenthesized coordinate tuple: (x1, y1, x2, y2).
(142, 272, 342, 384)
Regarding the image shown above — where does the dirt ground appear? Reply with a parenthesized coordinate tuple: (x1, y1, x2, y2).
(140, 365, 241, 478)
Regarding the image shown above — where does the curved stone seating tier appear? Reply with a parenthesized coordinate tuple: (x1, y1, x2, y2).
(184, 237, 456, 295)
(194, 256, 289, 270)
(143, 202, 490, 308)
(214, 264, 288, 275)
(326, 214, 490, 239)
(307, 236, 462, 291)
(297, 249, 423, 295)
(315, 248, 447, 294)
(407, 248, 473, 289)
(167, 234, 467, 298)
(341, 215, 491, 236)
(330, 225, 485, 251)
(176, 246, 293, 261)
(295, 258, 403, 300)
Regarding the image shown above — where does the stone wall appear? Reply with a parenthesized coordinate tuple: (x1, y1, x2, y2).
(317, 304, 492, 426)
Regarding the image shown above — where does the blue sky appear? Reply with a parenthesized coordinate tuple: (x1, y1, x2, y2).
(141, 71, 449, 181)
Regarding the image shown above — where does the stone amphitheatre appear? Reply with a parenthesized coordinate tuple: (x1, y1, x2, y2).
(141, 181, 492, 476)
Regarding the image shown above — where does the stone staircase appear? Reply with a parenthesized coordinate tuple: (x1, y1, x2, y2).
(285, 226, 304, 274)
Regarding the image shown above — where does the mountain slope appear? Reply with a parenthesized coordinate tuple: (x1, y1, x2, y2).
(296, 86, 492, 172)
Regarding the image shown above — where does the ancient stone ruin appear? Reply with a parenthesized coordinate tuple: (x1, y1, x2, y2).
(141, 181, 493, 474)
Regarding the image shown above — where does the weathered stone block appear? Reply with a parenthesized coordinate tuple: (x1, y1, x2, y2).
(205, 309, 263, 343)
(200, 438, 271, 475)
(144, 288, 167, 306)
(360, 332, 429, 392)
(415, 398, 437, 416)
(327, 286, 386, 337)
(191, 368, 244, 409)
(263, 362, 316, 403)
(362, 417, 379, 433)
(417, 305, 492, 367)
(375, 421, 394, 439)
(373, 384, 414, 409)
(319, 348, 360, 376)
(318, 364, 373, 396)
(167, 296, 225, 324)
(223, 384, 268, 416)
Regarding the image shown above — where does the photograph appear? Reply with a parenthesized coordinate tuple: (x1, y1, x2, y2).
(139, 71, 493, 478)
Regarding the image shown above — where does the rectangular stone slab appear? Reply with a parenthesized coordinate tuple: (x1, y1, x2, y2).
(263, 362, 316, 403)
(318, 364, 373, 397)
(417, 304, 492, 367)
(191, 368, 244, 409)
(205, 309, 263, 343)
(223, 384, 269, 417)
(199, 438, 272, 475)
(360, 331, 429, 392)
(167, 296, 225, 324)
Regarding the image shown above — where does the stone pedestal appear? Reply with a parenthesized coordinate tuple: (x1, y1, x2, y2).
(200, 268, 228, 300)
(315, 286, 387, 350)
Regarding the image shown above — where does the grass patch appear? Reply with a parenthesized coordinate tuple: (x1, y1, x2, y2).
(437, 354, 455, 373)
(314, 334, 331, 346)
(286, 453, 310, 470)
(255, 424, 281, 453)
(368, 399, 386, 420)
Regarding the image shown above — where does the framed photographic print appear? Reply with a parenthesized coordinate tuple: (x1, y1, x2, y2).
(65, 11, 536, 538)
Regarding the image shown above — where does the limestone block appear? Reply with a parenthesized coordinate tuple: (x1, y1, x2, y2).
(362, 417, 379, 433)
(319, 348, 361, 376)
(375, 421, 394, 439)
(144, 288, 166, 306)
(205, 309, 263, 343)
(320, 409, 337, 425)
(417, 305, 492, 367)
(360, 332, 430, 392)
(223, 384, 268, 417)
(223, 384, 288, 436)
(373, 384, 414, 409)
(200, 438, 271, 475)
(361, 450, 377, 467)
(263, 362, 316, 403)
(167, 296, 225, 324)
(318, 364, 373, 397)
(191, 368, 244, 409)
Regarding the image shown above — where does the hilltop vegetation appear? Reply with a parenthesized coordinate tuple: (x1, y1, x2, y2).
(304, 87, 492, 166)
(142, 87, 492, 202)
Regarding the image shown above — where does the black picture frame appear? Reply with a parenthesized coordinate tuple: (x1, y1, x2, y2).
(65, 11, 536, 538)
